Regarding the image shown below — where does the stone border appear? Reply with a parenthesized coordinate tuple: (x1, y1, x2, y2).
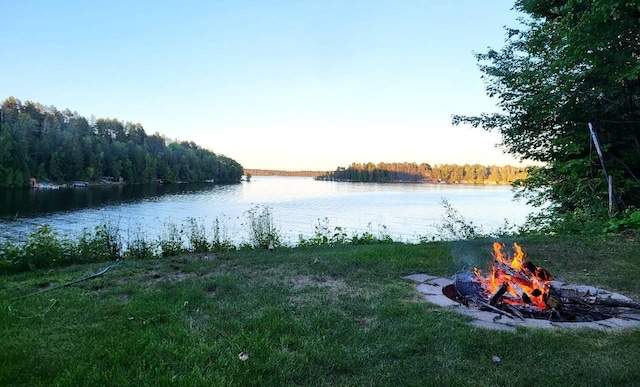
(405, 273, 640, 331)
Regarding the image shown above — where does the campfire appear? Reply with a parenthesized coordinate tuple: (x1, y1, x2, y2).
(442, 242, 640, 322)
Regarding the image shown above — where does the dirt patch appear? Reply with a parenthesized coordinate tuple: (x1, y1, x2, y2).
(173, 272, 197, 282)
(34, 281, 56, 291)
(205, 285, 217, 297)
(143, 269, 198, 285)
(172, 253, 216, 263)
(286, 274, 350, 310)
(353, 315, 374, 329)
(288, 275, 345, 289)
(118, 293, 131, 301)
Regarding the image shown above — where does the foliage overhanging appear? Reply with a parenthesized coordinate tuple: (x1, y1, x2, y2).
(453, 0, 640, 231)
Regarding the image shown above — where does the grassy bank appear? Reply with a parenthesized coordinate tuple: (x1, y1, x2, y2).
(1, 237, 639, 385)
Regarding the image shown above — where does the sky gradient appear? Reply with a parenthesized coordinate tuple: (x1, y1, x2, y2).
(1, 1, 524, 171)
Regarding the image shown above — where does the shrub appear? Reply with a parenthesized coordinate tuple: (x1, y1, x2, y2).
(125, 227, 159, 260)
(243, 205, 281, 249)
(75, 224, 122, 263)
(0, 241, 22, 274)
(185, 217, 211, 253)
(436, 198, 482, 240)
(158, 221, 186, 257)
(21, 224, 73, 270)
(350, 223, 393, 245)
(298, 217, 347, 247)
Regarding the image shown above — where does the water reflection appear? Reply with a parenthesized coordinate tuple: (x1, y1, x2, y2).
(0, 183, 242, 219)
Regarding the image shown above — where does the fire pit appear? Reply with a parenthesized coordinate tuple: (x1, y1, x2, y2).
(406, 242, 640, 330)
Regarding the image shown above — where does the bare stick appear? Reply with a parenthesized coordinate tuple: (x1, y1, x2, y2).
(476, 300, 521, 320)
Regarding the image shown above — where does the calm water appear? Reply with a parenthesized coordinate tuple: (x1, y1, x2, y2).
(0, 176, 535, 245)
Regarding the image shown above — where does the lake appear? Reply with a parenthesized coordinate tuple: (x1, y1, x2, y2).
(0, 176, 536, 246)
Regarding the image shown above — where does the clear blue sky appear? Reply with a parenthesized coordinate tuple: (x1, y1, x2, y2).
(1, 1, 524, 171)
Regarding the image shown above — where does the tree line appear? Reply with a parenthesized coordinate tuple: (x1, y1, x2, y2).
(244, 169, 326, 177)
(0, 97, 243, 188)
(316, 162, 527, 184)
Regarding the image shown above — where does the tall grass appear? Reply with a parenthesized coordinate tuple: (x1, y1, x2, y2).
(435, 198, 517, 241)
(0, 224, 118, 273)
(0, 201, 527, 274)
(296, 218, 393, 247)
(242, 205, 282, 249)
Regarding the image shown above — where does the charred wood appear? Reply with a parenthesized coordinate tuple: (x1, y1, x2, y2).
(562, 296, 640, 310)
(493, 261, 538, 287)
(511, 282, 532, 304)
(489, 283, 508, 306)
(502, 303, 525, 319)
(477, 300, 521, 320)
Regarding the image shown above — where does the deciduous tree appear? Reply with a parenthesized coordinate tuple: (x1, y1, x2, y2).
(453, 0, 640, 225)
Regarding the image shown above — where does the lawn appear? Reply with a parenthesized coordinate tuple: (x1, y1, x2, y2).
(1, 236, 639, 386)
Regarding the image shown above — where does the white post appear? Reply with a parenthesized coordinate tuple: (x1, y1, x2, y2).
(608, 175, 614, 216)
(588, 123, 617, 216)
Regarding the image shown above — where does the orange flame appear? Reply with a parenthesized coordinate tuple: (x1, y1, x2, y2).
(474, 242, 552, 310)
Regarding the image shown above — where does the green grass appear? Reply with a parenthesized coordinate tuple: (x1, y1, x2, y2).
(1, 238, 639, 386)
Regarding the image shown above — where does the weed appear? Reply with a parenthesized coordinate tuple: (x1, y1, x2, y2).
(125, 227, 159, 260)
(243, 204, 281, 249)
(75, 223, 122, 263)
(22, 224, 74, 269)
(298, 219, 393, 246)
(605, 208, 640, 233)
(350, 223, 393, 245)
(158, 221, 186, 257)
(298, 217, 347, 247)
(211, 216, 235, 252)
(0, 241, 22, 274)
(185, 217, 210, 253)
(435, 198, 482, 240)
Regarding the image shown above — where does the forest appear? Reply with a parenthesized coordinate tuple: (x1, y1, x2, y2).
(317, 162, 527, 184)
(0, 97, 243, 188)
(244, 169, 326, 177)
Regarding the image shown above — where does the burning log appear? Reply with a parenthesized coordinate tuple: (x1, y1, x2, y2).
(510, 282, 532, 305)
(522, 260, 553, 281)
(534, 267, 553, 281)
(472, 242, 553, 311)
(488, 283, 508, 306)
(493, 260, 537, 287)
(441, 242, 640, 323)
(545, 296, 563, 309)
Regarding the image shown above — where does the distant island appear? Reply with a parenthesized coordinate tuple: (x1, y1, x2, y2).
(244, 169, 326, 177)
(318, 162, 528, 184)
(246, 162, 528, 185)
(316, 162, 527, 184)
